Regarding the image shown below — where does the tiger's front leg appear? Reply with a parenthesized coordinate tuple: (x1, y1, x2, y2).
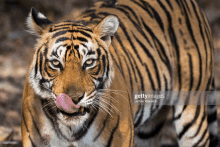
(21, 118, 34, 147)
(103, 64, 134, 147)
(173, 105, 209, 147)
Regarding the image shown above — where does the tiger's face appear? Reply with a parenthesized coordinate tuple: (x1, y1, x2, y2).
(27, 8, 119, 129)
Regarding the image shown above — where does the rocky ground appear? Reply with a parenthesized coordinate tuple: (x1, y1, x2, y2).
(0, 0, 219, 147)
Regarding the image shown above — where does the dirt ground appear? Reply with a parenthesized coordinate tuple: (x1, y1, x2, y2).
(0, 0, 219, 147)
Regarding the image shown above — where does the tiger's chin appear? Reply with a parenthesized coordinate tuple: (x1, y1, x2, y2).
(57, 106, 90, 127)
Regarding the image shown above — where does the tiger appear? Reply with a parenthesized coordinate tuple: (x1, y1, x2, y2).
(21, 0, 218, 147)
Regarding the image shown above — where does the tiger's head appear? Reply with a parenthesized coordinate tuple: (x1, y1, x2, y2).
(26, 8, 119, 129)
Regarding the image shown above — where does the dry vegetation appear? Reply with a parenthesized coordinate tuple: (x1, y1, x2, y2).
(0, 0, 219, 146)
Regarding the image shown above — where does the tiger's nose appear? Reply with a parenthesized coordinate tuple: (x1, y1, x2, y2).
(71, 93, 85, 104)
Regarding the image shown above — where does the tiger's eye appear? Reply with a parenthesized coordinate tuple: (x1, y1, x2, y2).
(85, 59, 94, 65)
(52, 60, 60, 66)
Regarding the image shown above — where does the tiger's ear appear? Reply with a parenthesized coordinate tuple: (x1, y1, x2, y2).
(26, 7, 52, 36)
(94, 15, 119, 47)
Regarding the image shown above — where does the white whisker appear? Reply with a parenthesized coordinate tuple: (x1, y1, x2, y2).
(97, 92, 118, 103)
(97, 90, 129, 102)
(98, 98, 119, 114)
(94, 101, 112, 117)
(98, 89, 127, 93)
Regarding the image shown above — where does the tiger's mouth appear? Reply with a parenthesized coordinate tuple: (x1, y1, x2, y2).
(59, 106, 89, 117)
(56, 93, 90, 117)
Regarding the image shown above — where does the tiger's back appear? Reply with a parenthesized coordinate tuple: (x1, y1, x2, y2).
(77, 0, 215, 146)
(79, 0, 213, 93)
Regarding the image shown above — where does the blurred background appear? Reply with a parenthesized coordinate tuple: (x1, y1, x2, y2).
(0, 0, 219, 146)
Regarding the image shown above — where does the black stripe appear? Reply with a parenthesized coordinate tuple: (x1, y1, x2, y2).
(152, 36, 171, 76)
(62, 20, 72, 22)
(146, 64, 156, 91)
(127, 51, 138, 83)
(72, 23, 85, 27)
(106, 115, 120, 147)
(44, 47, 54, 77)
(178, 105, 201, 139)
(47, 64, 56, 72)
(114, 18, 146, 91)
(114, 34, 139, 85)
(157, 0, 181, 90)
(200, 136, 209, 147)
(93, 40, 109, 83)
(64, 49, 69, 62)
(204, 20, 213, 52)
(205, 76, 212, 91)
(29, 137, 37, 147)
(123, 55, 134, 92)
(173, 105, 186, 120)
(54, 24, 72, 28)
(179, 0, 203, 91)
(184, 92, 191, 106)
(39, 52, 44, 77)
(181, 0, 192, 16)
(208, 110, 217, 124)
(175, 0, 184, 15)
(91, 61, 101, 75)
(55, 37, 71, 43)
(165, 0, 173, 10)
(41, 99, 66, 141)
(52, 44, 67, 58)
(134, 105, 142, 125)
(93, 104, 111, 141)
(66, 45, 74, 62)
(112, 36, 135, 83)
(190, 106, 206, 138)
(188, 53, 193, 91)
(87, 50, 96, 56)
(111, 40, 126, 80)
(97, 48, 101, 60)
(164, 75, 168, 91)
(118, 5, 141, 25)
(134, 105, 144, 128)
(191, 0, 208, 73)
(52, 30, 68, 38)
(141, 18, 172, 77)
(137, 120, 165, 139)
(140, 0, 165, 32)
(22, 111, 29, 133)
(103, 49, 110, 79)
(115, 7, 154, 48)
(77, 28, 93, 33)
(22, 111, 37, 147)
(128, 51, 145, 91)
(74, 107, 99, 141)
(192, 128, 208, 147)
(133, 33, 159, 90)
(131, 0, 153, 18)
(150, 99, 155, 116)
(68, 30, 91, 38)
(52, 27, 70, 32)
(81, 43, 87, 48)
(27, 103, 42, 140)
(76, 37, 88, 42)
(35, 47, 42, 77)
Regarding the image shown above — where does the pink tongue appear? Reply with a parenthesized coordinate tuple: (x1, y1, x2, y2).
(56, 93, 80, 114)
